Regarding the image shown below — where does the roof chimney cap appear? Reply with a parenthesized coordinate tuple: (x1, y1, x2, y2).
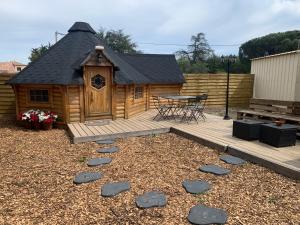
(95, 45, 104, 51)
(68, 22, 96, 34)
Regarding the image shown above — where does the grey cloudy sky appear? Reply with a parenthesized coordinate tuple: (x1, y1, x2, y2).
(1, 0, 300, 63)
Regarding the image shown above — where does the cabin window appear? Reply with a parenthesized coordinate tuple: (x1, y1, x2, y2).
(134, 86, 144, 99)
(91, 74, 105, 89)
(29, 89, 49, 102)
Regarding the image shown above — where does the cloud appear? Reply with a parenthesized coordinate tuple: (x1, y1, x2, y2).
(1, 0, 300, 63)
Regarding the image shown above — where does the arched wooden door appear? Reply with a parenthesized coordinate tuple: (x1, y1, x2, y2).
(84, 66, 112, 119)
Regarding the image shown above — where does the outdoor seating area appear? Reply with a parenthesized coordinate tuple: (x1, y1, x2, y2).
(233, 119, 298, 148)
(236, 98, 300, 149)
(237, 99, 300, 127)
(152, 94, 208, 123)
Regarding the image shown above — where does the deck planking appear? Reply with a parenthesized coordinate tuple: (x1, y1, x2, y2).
(68, 110, 300, 179)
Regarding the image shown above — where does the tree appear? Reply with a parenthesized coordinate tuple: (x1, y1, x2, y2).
(177, 33, 213, 64)
(177, 56, 208, 73)
(239, 30, 300, 72)
(96, 28, 140, 53)
(206, 54, 221, 74)
(228, 58, 249, 74)
(177, 56, 191, 73)
(28, 43, 52, 63)
(176, 33, 213, 73)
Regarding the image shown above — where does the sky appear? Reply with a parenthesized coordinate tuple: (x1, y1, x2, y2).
(1, 0, 300, 64)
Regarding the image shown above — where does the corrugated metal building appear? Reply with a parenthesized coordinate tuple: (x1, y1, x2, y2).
(251, 50, 300, 101)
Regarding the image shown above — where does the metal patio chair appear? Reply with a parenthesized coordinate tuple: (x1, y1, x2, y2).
(181, 94, 208, 123)
(152, 96, 173, 120)
(194, 94, 208, 121)
(166, 97, 182, 119)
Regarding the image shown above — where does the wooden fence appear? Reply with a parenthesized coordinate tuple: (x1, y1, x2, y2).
(181, 74, 254, 106)
(0, 73, 16, 118)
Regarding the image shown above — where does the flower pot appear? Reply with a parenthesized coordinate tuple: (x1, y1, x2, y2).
(42, 122, 53, 130)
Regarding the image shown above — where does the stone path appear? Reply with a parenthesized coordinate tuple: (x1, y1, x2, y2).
(199, 164, 231, 175)
(189, 156, 245, 223)
(101, 181, 131, 197)
(135, 191, 167, 208)
(96, 139, 115, 144)
(73, 172, 102, 184)
(182, 180, 211, 194)
(87, 157, 112, 166)
(74, 140, 247, 224)
(97, 146, 119, 153)
(220, 154, 246, 165)
(188, 204, 228, 225)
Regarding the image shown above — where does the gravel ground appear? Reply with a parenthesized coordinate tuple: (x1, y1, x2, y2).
(0, 120, 299, 225)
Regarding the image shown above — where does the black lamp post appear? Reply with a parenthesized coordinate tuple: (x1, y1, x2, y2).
(221, 55, 237, 120)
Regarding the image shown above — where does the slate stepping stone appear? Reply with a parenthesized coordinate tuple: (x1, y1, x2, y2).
(199, 165, 230, 175)
(73, 172, 102, 184)
(97, 146, 119, 154)
(220, 154, 246, 165)
(96, 140, 115, 144)
(87, 157, 112, 167)
(187, 204, 228, 225)
(182, 180, 211, 194)
(136, 191, 167, 208)
(101, 181, 131, 197)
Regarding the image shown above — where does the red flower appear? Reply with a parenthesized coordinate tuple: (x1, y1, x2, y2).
(30, 113, 39, 122)
(43, 117, 53, 124)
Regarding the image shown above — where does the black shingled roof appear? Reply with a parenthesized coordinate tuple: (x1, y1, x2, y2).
(8, 22, 184, 85)
(117, 53, 184, 84)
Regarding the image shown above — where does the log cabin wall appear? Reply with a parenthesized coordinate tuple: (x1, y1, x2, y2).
(65, 85, 84, 123)
(149, 84, 182, 108)
(115, 84, 182, 119)
(115, 85, 126, 119)
(0, 73, 16, 119)
(127, 85, 148, 118)
(14, 84, 65, 121)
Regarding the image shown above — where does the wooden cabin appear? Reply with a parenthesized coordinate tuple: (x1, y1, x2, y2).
(8, 22, 185, 123)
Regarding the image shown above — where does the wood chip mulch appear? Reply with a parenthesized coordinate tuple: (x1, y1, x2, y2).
(0, 120, 299, 225)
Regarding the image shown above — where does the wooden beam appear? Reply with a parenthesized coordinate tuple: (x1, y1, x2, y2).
(12, 85, 19, 118)
(79, 85, 84, 122)
(63, 86, 70, 123)
(146, 84, 150, 110)
(124, 85, 130, 119)
(112, 84, 117, 120)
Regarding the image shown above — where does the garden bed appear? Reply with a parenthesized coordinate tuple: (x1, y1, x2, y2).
(0, 120, 299, 224)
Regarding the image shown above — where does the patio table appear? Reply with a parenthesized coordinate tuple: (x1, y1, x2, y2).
(161, 95, 197, 100)
(160, 95, 197, 119)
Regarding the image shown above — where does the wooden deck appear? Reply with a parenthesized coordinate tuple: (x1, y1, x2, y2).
(68, 110, 300, 179)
